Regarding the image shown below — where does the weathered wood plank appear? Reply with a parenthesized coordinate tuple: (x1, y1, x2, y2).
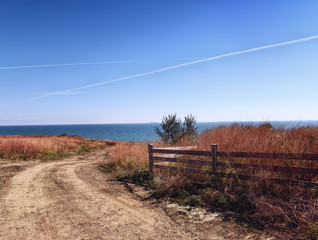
(152, 148, 211, 156)
(153, 148, 318, 160)
(148, 144, 153, 174)
(153, 164, 215, 175)
(217, 151, 318, 160)
(153, 156, 213, 166)
(211, 144, 217, 176)
(217, 162, 318, 175)
(151, 146, 318, 187)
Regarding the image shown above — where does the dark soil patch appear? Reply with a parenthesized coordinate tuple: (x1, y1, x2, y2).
(0, 165, 26, 190)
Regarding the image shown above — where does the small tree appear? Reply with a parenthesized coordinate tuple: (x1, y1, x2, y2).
(183, 114, 198, 142)
(155, 113, 198, 144)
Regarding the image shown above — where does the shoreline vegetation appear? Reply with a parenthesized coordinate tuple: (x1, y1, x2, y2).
(1, 123, 317, 239)
(101, 123, 318, 239)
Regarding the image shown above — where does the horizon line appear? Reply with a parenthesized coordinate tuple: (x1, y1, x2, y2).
(0, 119, 317, 127)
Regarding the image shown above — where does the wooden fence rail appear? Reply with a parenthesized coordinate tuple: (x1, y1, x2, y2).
(148, 144, 318, 187)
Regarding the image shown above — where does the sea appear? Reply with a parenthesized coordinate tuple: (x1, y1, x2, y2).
(0, 121, 317, 142)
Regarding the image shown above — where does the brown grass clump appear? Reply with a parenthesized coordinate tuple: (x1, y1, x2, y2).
(107, 141, 149, 174)
(102, 141, 176, 184)
(0, 135, 112, 160)
(105, 141, 177, 174)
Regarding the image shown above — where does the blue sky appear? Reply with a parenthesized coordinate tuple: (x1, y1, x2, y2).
(1, 0, 318, 125)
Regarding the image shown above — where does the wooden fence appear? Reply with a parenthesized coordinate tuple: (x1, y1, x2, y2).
(148, 144, 318, 187)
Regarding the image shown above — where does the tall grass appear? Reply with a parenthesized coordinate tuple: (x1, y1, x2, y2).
(107, 142, 149, 173)
(0, 135, 112, 160)
(104, 123, 318, 238)
(198, 123, 318, 174)
(193, 124, 318, 237)
(199, 123, 318, 154)
(105, 141, 178, 174)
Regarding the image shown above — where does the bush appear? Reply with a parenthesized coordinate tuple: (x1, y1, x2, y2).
(183, 195, 202, 207)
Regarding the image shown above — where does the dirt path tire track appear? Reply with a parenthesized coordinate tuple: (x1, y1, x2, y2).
(0, 150, 272, 240)
(0, 151, 197, 240)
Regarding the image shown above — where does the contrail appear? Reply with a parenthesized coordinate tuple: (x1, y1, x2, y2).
(0, 60, 133, 70)
(45, 35, 318, 95)
(2, 35, 318, 107)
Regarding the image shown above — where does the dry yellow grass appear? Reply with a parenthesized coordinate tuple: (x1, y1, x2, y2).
(199, 123, 318, 153)
(107, 123, 318, 174)
(103, 124, 318, 237)
(198, 123, 318, 171)
(107, 141, 149, 173)
(0, 135, 112, 160)
(106, 141, 177, 178)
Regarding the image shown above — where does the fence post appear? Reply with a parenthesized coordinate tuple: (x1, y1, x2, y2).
(148, 144, 153, 174)
(211, 144, 218, 177)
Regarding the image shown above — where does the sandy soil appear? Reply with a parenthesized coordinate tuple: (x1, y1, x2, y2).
(0, 150, 276, 240)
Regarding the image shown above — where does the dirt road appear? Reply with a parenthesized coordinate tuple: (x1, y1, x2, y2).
(0, 150, 271, 240)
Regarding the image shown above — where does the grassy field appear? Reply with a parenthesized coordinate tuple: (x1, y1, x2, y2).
(103, 123, 318, 239)
(1, 126, 317, 238)
(0, 135, 114, 161)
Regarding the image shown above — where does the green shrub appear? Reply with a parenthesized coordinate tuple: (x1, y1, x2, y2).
(307, 222, 318, 240)
(125, 169, 150, 185)
(78, 145, 91, 154)
(40, 151, 60, 161)
(183, 195, 202, 207)
(217, 194, 230, 211)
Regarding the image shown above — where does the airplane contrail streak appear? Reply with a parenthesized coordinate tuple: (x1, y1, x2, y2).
(45, 35, 318, 95)
(0, 61, 133, 70)
(2, 35, 318, 107)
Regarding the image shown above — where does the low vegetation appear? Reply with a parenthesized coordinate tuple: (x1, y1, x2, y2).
(102, 123, 318, 239)
(0, 135, 114, 161)
(103, 141, 150, 182)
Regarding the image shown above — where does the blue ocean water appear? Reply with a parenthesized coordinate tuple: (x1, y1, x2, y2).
(0, 121, 317, 142)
